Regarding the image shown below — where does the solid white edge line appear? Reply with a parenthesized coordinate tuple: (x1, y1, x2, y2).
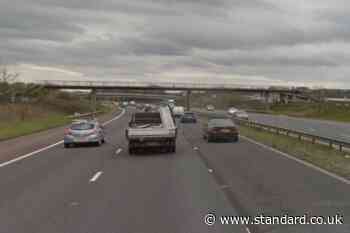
(0, 141, 64, 168)
(240, 135, 350, 185)
(0, 109, 126, 168)
(245, 227, 252, 233)
(89, 171, 103, 182)
(102, 108, 126, 126)
(115, 148, 123, 155)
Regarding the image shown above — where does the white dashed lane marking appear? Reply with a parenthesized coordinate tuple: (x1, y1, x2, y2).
(89, 171, 103, 183)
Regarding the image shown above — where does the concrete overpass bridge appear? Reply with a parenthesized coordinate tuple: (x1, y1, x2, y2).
(35, 80, 305, 110)
(36, 80, 302, 93)
(95, 92, 179, 100)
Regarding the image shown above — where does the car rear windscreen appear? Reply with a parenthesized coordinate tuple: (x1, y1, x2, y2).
(209, 119, 235, 127)
(70, 123, 95, 130)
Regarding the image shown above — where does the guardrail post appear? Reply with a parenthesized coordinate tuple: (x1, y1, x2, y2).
(298, 134, 302, 140)
(312, 137, 315, 144)
(339, 144, 343, 152)
(329, 141, 333, 148)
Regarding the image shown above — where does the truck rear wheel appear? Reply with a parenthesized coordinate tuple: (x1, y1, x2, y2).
(207, 136, 212, 143)
(169, 140, 176, 153)
(129, 146, 134, 155)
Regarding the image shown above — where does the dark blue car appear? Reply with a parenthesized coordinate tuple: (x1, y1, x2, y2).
(180, 112, 197, 123)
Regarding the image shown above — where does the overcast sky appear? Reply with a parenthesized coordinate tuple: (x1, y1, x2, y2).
(1, 0, 350, 88)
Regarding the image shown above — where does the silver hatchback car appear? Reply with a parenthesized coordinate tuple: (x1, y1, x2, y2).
(64, 120, 105, 148)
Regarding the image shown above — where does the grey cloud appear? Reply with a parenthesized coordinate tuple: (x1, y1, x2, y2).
(0, 3, 84, 42)
(1, 0, 350, 87)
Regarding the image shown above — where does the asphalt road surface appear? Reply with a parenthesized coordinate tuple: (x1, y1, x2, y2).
(0, 108, 349, 233)
(249, 112, 350, 143)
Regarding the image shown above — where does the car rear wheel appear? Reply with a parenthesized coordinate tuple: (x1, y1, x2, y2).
(167, 140, 176, 153)
(64, 143, 70, 148)
(95, 140, 102, 147)
(170, 144, 176, 153)
(207, 135, 212, 143)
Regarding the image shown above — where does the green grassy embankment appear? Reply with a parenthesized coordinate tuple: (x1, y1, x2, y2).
(239, 124, 350, 179)
(0, 112, 70, 140)
(0, 95, 114, 141)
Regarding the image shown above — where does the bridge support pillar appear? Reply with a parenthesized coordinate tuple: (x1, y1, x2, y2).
(186, 90, 191, 111)
(261, 91, 271, 110)
(279, 93, 288, 104)
(91, 89, 97, 117)
(261, 91, 269, 103)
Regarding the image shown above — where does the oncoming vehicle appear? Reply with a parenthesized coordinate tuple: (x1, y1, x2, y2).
(144, 104, 153, 112)
(64, 120, 105, 148)
(173, 106, 185, 118)
(168, 99, 175, 109)
(180, 112, 197, 123)
(122, 101, 129, 108)
(233, 110, 249, 120)
(136, 103, 144, 110)
(206, 104, 215, 111)
(203, 118, 239, 142)
(227, 107, 238, 115)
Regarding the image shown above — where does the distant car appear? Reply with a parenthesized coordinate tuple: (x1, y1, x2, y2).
(203, 118, 239, 142)
(64, 120, 105, 148)
(122, 101, 128, 108)
(173, 106, 185, 118)
(227, 107, 238, 115)
(136, 103, 144, 110)
(168, 102, 175, 110)
(180, 112, 197, 123)
(206, 105, 215, 111)
(129, 100, 136, 106)
(233, 110, 249, 120)
(168, 99, 175, 109)
(144, 104, 152, 112)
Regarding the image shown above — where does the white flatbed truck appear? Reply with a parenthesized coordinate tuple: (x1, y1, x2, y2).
(126, 106, 177, 154)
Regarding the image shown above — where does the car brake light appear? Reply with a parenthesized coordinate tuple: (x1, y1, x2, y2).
(230, 127, 237, 133)
(64, 128, 71, 135)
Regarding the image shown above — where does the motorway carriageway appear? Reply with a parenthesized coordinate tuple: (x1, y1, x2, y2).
(0, 108, 349, 233)
(248, 112, 350, 143)
(202, 108, 350, 144)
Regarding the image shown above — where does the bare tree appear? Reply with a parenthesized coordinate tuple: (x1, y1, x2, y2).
(0, 67, 19, 83)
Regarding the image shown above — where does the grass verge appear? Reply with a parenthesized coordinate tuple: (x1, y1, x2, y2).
(0, 113, 70, 141)
(0, 103, 117, 141)
(239, 125, 350, 180)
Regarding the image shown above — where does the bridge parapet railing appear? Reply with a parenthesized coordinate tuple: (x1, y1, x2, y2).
(36, 80, 281, 90)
